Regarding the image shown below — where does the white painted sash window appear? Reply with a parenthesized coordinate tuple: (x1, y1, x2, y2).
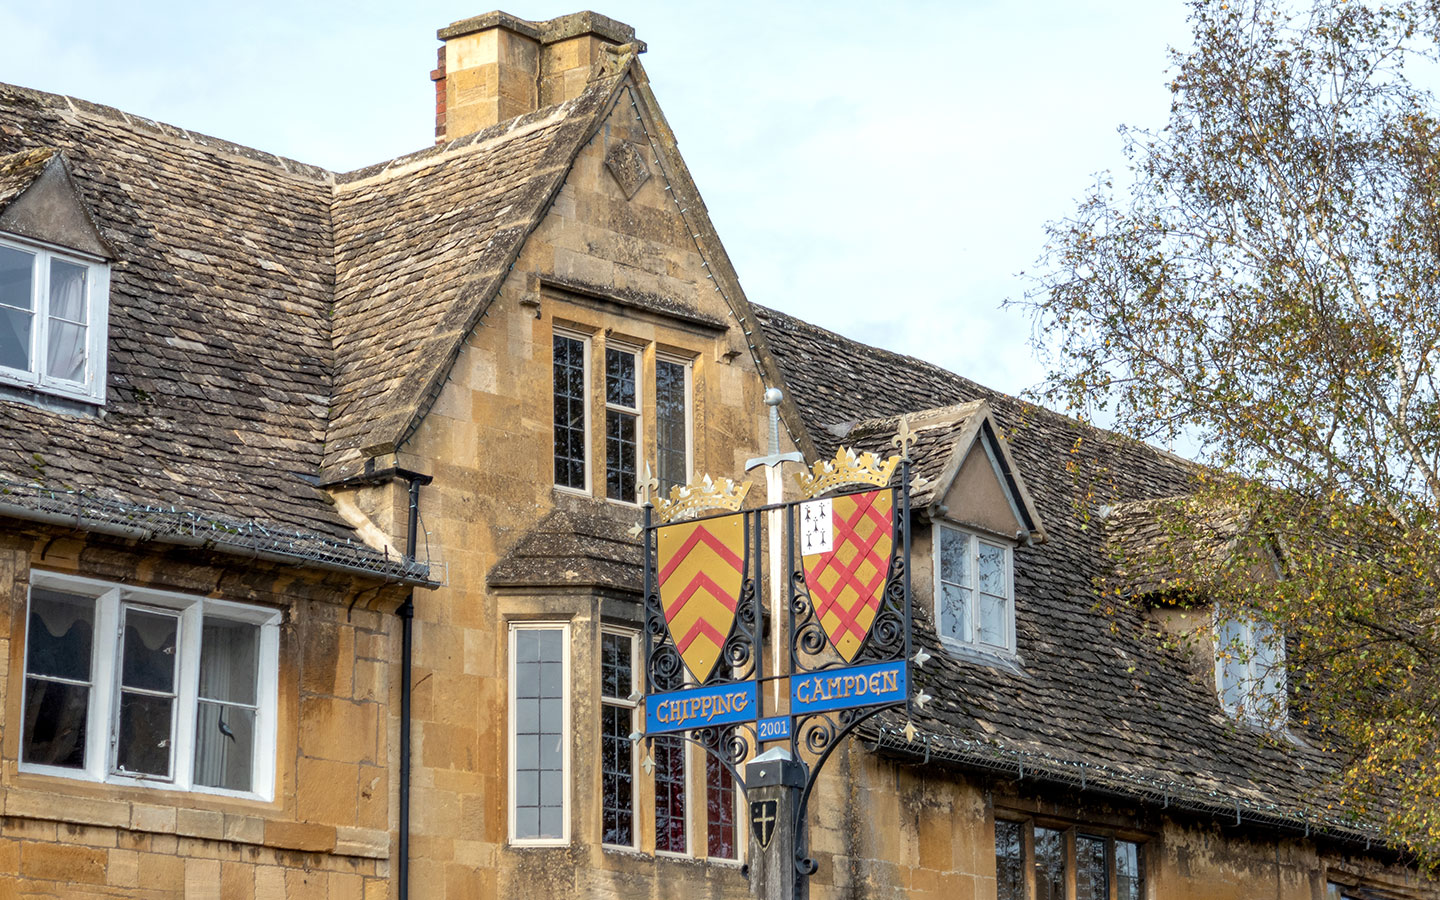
(935, 523, 1015, 655)
(20, 572, 278, 799)
(0, 235, 109, 404)
(1214, 610, 1287, 726)
(509, 622, 571, 845)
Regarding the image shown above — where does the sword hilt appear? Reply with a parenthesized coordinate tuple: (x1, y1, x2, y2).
(764, 387, 783, 457)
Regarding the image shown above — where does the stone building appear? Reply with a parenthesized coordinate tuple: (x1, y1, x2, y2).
(0, 8, 1432, 900)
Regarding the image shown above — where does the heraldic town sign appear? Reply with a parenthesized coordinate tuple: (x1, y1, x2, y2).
(638, 396, 927, 889)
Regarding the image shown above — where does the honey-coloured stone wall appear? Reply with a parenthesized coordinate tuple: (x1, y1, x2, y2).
(0, 528, 406, 898)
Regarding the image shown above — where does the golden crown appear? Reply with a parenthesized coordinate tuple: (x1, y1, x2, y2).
(794, 447, 901, 499)
(655, 474, 753, 523)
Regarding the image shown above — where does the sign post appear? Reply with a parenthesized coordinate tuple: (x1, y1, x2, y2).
(745, 748, 808, 900)
(642, 403, 921, 900)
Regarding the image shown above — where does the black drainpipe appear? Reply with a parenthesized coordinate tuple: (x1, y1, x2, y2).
(396, 472, 429, 900)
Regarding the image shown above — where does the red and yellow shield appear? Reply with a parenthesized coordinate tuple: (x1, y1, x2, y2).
(656, 514, 745, 683)
(802, 489, 894, 662)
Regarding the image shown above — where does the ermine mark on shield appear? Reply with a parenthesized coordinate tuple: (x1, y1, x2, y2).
(800, 498, 833, 555)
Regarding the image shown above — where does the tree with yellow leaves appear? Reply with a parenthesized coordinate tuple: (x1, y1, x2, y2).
(1027, 0, 1440, 869)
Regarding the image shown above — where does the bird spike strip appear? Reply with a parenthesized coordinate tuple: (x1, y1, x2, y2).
(655, 474, 753, 524)
(794, 447, 901, 499)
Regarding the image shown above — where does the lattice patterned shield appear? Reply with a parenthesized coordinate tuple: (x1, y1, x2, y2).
(801, 489, 894, 662)
(656, 514, 745, 683)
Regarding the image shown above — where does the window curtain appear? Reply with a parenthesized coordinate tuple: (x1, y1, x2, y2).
(45, 260, 86, 383)
(193, 620, 257, 791)
(193, 630, 232, 788)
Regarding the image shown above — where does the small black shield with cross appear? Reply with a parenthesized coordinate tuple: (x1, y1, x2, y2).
(750, 799, 779, 849)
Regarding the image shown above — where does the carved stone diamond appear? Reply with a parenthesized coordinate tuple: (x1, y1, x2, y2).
(604, 141, 651, 200)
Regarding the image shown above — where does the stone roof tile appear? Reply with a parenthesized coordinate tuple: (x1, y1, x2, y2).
(752, 304, 1367, 833)
(0, 146, 53, 208)
(488, 504, 643, 591)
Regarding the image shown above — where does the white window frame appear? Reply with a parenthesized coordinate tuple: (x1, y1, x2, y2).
(934, 523, 1016, 655)
(508, 621, 572, 847)
(653, 352, 693, 498)
(0, 233, 109, 405)
(19, 571, 279, 800)
(552, 328, 591, 496)
(1213, 608, 1287, 726)
(603, 341, 643, 505)
(599, 626, 640, 851)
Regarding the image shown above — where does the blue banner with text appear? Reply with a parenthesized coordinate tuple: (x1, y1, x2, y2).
(645, 681, 759, 735)
(790, 660, 907, 716)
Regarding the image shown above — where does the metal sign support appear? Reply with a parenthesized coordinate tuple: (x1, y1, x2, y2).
(643, 401, 920, 900)
(745, 748, 808, 900)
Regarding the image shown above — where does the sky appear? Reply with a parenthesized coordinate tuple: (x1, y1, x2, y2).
(0, 0, 1194, 401)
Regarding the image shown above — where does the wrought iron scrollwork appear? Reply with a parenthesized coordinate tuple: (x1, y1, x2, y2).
(641, 454, 915, 888)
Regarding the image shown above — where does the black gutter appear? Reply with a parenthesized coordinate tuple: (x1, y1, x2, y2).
(865, 727, 1383, 848)
(396, 472, 429, 900)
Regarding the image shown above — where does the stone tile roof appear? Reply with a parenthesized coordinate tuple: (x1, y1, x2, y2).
(487, 504, 642, 591)
(838, 402, 987, 507)
(0, 147, 52, 207)
(0, 83, 345, 543)
(1103, 497, 1255, 599)
(0, 72, 624, 577)
(326, 83, 621, 473)
(752, 305, 1374, 836)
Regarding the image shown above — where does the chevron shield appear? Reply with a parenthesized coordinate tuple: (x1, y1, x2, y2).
(656, 514, 746, 683)
(801, 489, 894, 662)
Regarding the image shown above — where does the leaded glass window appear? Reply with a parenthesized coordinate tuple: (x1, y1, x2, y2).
(654, 734, 686, 853)
(600, 631, 636, 847)
(1034, 827, 1066, 900)
(1116, 839, 1144, 900)
(997, 818, 1146, 900)
(605, 347, 639, 502)
(653, 659, 687, 853)
(995, 819, 1025, 900)
(512, 625, 567, 842)
(706, 750, 736, 859)
(1076, 835, 1108, 900)
(936, 524, 1014, 654)
(553, 334, 587, 490)
(655, 358, 689, 497)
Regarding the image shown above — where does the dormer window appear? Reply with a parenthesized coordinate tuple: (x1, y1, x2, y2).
(0, 149, 112, 406)
(936, 523, 1015, 654)
(1214, 610, 1287, 725)
(0, 237, 108, 403)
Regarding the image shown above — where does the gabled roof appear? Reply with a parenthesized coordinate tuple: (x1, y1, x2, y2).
(752, 304, 1382, 840)
(0, 69, 640, 580)
(324, 69, 628, 476)
(842, 400, 1044, 542)
(0, 147, 113, 258)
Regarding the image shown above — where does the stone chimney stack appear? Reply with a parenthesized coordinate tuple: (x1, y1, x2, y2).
(430, 11, 643, 143)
